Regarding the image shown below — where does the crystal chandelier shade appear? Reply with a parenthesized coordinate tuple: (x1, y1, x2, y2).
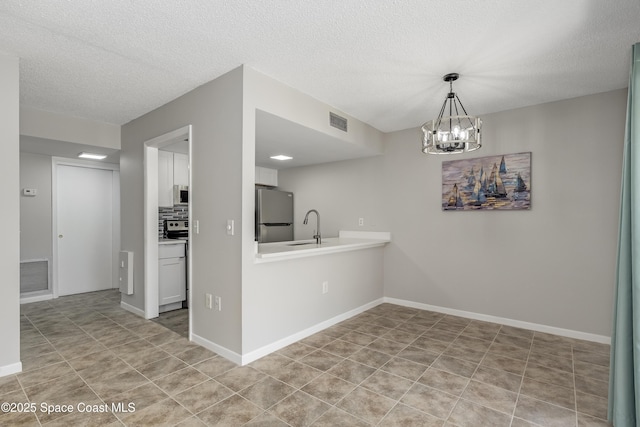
(421, 73, 482, 155)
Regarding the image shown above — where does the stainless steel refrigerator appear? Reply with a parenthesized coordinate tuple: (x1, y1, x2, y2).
(255, 188, 294, 243)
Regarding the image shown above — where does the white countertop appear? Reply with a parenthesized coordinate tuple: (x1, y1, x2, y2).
(255, 231, 390, 263)
(159, 239, 187, 245)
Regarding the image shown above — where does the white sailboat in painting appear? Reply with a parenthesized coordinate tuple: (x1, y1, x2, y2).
(471, 176, 486, 205)
(445, 183, 464, 209)
(486, 163, 507, 198)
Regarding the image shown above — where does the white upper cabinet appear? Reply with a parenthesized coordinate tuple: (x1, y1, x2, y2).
(158, 150, 174, 207)
(255, 166, 278, 187)
(158, 151, 189, 207)
(173, 153, 189, 186)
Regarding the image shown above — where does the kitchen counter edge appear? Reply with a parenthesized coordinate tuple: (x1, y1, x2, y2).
(159, 239, 187, 245)
(255, 231, 390, 263)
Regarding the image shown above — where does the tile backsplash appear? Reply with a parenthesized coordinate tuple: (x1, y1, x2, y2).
(158, 206, 188, 238)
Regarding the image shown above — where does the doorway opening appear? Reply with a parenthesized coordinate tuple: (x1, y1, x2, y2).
(143, 125, 192, 340)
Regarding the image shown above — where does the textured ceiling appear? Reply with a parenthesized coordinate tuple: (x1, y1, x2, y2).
(1, 0, 640, 133)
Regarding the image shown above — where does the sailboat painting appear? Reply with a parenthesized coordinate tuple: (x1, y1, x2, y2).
(442, 152, 531, 210)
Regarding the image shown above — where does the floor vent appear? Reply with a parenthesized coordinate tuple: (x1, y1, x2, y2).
(330, 112, 348, 132)
(20, 259, 49, 293)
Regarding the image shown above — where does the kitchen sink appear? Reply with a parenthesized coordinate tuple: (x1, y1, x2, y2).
(287, 242, 316, 246)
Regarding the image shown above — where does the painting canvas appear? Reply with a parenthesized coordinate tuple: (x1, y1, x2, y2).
(442, 152, 531, 210)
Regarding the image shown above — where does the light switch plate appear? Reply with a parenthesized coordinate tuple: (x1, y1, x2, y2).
(226, 220, 234, 236)
(205, 293, 213, 309)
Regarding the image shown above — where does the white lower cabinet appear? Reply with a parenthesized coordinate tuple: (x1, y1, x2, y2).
(158, 243, 186, 306)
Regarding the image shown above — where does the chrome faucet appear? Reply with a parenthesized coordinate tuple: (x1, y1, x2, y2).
(303, 209, 321, 244)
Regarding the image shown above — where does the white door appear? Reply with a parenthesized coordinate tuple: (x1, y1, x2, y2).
(57, 164, 114, 296)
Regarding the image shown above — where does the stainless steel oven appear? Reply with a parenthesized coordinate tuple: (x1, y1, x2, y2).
(164, 220, 189, 240)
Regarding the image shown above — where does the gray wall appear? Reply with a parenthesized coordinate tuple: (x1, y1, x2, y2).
(21, 107, 120, 149)
(121, 67, 244, 353)
(0, 53, 21, 374)
(121, 65, 385, 358)
(281, 89, 626, 338)
(241, 67, 386, 355)
(278, 155, 388, 240)
(20, 152, 53, 263)
(383, 89, 624, 337)
(244, 249, 385, 355)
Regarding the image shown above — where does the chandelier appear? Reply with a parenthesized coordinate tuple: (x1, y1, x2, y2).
(421, 73, 482, 154)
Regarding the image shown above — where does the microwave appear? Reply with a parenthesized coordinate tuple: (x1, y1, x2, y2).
(173, 185, 188, 206)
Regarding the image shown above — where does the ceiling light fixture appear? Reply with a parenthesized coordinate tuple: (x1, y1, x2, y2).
(78, 152, 107, 160)
(270, 155, 293, 161)
(421, 73, 482, 155)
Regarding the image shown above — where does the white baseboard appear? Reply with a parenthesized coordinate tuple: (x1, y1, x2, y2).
(190, 298, 385, 366)
(20, 292, 53, 304)
(159, 302, 182, 313)
(0, 362, 22, 377)
(240, 298, 385, 365)
(384, 297, 611, 345)
(125, 294, 610, 370)
(120, 301, 146, 318)
(191, 333, 243, 366)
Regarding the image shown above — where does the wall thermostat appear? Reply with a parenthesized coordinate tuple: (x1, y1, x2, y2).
(22, 188, 37, 196)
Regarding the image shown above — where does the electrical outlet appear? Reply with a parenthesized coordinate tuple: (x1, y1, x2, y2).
(205, 293, 213, 309)
(214, 296, 222, 311)
(322, 281, 329, 294)
(358, 217, 364, 226)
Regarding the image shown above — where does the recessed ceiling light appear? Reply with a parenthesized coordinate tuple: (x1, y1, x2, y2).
(78, 152, 108, 160)
(270, 155, 293, 161)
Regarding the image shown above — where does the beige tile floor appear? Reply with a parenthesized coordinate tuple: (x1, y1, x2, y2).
(1, 289, 611, 426)
(153, 308, 189, 338)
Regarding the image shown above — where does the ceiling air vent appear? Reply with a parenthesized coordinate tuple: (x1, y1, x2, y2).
(329, 112, 348, 132)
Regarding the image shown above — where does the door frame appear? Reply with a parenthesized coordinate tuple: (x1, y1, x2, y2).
(52, 157, 120, 298)
(143, 125, 192, 328)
